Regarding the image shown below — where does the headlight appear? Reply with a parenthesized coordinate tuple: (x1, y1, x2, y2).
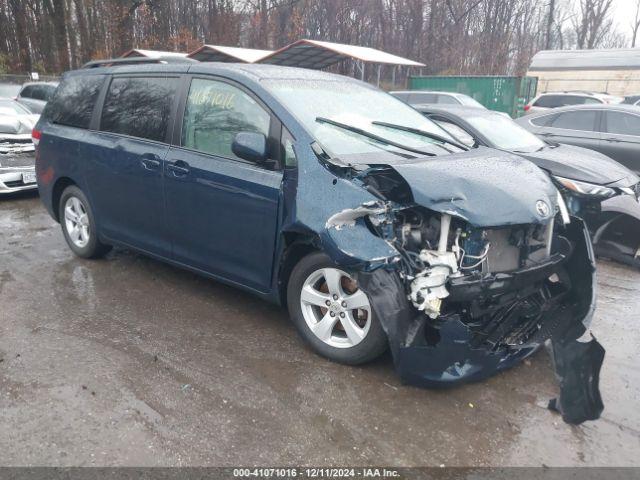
(553, 176, 616, 198)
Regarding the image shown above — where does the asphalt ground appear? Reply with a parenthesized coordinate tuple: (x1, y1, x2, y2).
(0, 192, 638, 466)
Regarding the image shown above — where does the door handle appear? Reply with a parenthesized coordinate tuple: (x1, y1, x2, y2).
(167, 160, 190, 177)
(140, 154, 161, 171)
(603, 137, 621, 143)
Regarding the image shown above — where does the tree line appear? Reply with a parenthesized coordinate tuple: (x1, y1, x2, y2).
(0, 0, 631, 77)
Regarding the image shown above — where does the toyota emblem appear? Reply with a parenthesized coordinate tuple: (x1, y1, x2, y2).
(536, 200, 550, 218)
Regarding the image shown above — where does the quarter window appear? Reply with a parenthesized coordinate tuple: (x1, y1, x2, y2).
(549, 110, 597, 131)
(605, 112, 640, 136)
(281, 128, 297, 167)
(181, 78, 270, 160)
(100, 76, 178, 142)
(436, 95, 459, 105)
(44, 75, 103, 129)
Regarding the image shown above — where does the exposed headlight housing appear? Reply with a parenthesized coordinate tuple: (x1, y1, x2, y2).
(553, 176, 616, 198)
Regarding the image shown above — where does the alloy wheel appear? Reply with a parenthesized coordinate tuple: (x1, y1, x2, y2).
(299, 267, 372, 349)
(64, 196, 90, 249)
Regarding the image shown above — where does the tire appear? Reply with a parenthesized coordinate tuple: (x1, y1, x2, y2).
(287, 251, 388, 365)
(58, 185, 111, 259)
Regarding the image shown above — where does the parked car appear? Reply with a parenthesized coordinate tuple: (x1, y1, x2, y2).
(16, 81, 58, 114)
(417, 105, 640, 267)
(390, 90, 485, 108)
(622, 94, 640, 106)
(0, 98, 39, 194)
(34, 63, 603, 423)
(524, 91, 623, 115)
(515, 104, 640, 175)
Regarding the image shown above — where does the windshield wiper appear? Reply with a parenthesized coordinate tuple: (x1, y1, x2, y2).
(371, 121, 469, 151)
(316, 117, 436, 157)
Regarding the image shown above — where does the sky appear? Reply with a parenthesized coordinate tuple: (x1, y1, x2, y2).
(610, 0, 638, 45)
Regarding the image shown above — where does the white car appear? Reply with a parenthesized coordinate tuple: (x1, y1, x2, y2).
(524, 91, 623, 115)
(0, 98, 40, 194)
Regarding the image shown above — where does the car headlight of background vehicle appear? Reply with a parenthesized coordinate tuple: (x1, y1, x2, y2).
(553, 176, 616, 198)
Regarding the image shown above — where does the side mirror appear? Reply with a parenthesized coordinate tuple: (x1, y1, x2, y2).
(232, 132, 268, 163)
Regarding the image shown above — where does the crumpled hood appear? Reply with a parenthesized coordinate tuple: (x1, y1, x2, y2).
(0, 114, 38, 136)
(517, 144, 639, 188)
(389, 147, 559, 226)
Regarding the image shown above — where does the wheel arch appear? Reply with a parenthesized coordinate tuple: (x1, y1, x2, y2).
(51, 176, 78, 222)
(277, 232, 320, 306)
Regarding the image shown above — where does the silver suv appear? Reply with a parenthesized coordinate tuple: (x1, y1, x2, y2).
(16, 81, 59, 114)
(524, 91, 623, 115)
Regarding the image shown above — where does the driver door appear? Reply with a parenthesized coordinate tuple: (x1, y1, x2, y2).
(164, 77, 283, 292)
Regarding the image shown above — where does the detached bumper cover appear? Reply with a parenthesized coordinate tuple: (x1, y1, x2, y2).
(357, 218, 604, 425)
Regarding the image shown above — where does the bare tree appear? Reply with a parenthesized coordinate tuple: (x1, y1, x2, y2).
(631, 0, 640, 47)
(0, 0, 631, 77)
(573, 0, 614, 49)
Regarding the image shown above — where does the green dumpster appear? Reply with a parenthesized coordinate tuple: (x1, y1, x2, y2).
(408, 75, 538, 118)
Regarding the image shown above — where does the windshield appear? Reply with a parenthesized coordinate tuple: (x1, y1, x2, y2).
(263, 79, 456, 157)
(466, 113, 545, 152)
(458, 95, 485, 109)
(0, 99, 31, 116)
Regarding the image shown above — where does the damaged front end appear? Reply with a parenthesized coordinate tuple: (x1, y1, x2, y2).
(322, 153, 604, 425)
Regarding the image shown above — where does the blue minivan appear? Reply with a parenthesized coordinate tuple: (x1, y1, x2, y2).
(34, 62, 603, 420)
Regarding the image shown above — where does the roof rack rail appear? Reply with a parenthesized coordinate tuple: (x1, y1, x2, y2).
(82, 56, 197, 69)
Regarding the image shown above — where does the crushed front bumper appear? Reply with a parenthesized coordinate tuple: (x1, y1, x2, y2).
(357, 218, 604, 424)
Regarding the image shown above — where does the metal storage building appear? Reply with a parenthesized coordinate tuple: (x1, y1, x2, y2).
(527, 49, 640, 96)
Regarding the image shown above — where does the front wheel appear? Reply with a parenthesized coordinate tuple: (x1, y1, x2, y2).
(59, 185, 111, 259)
(287, 252, 388, 365)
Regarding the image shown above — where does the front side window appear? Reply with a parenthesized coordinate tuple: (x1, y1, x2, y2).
(431, 118, 476, 147)
(530, 114, 555, 127)
(605, 112, 640, 136)
(44, 75, 103, 129)
(549, 110, 597, 132)
(533, 95, 563, 108)
(181, 78, 270, 160)
(100, 76, 178, 142)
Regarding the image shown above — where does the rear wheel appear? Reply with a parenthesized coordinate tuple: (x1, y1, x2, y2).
(287, 252, 387, 364)
(59, 185, 111, 259)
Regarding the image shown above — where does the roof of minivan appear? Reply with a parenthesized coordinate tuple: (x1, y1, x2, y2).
(70, 62, 360, 83)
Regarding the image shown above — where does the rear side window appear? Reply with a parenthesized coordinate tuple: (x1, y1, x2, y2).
(549, 110, 597, 131)
(181, 78, 270, 160)
(100, 76, 178, 142)
(45, 75, 104, 129)
(605, 112, 640, 136)
(20, 85, 34, 98)
(30, 85, 48, 101)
